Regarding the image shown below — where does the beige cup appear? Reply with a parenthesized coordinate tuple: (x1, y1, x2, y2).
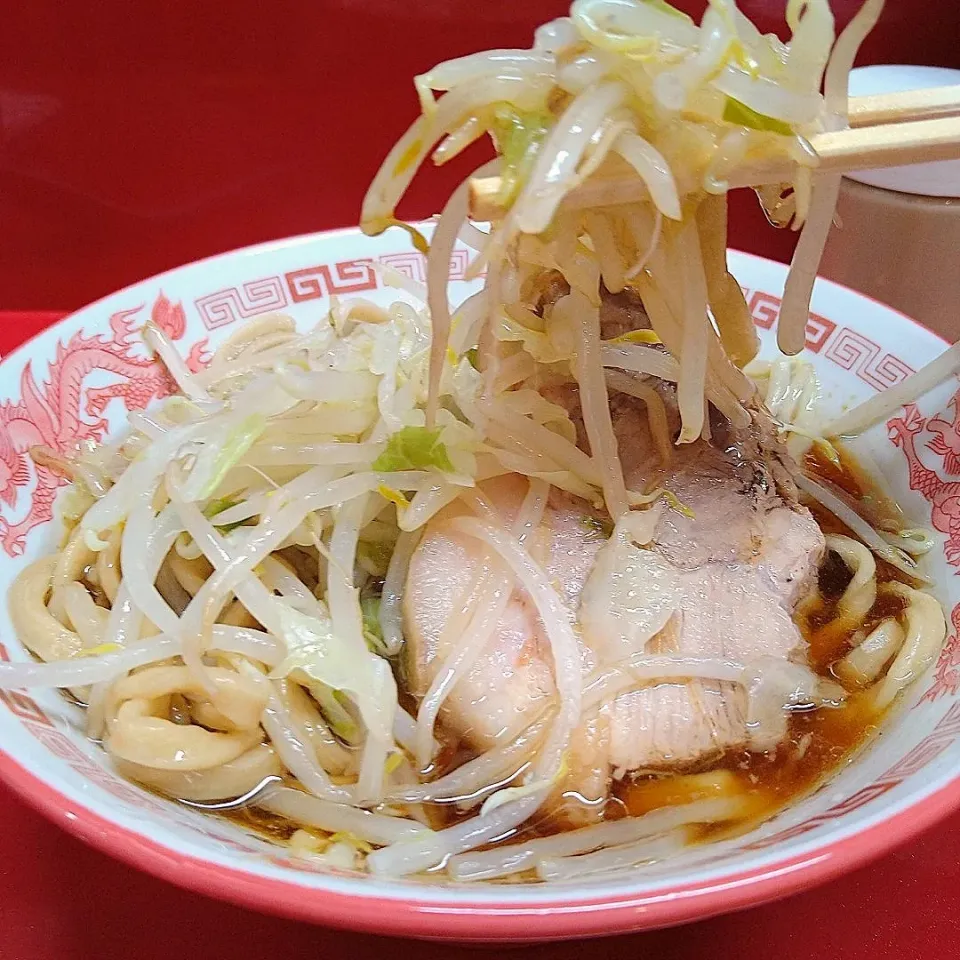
(820, 180, 960, 340)
(819, 65, 960, 342)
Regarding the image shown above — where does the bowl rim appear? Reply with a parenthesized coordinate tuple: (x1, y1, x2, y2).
(0, 229, 955, 940)
(3, 744, 959, 940)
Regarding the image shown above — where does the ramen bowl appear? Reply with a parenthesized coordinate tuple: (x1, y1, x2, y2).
(0, 227, 957, 942)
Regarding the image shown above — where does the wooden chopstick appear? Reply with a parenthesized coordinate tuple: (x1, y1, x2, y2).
(469, 114, 960, 221)
(800, 115, 960, 175)
(848, 84, 960, 128)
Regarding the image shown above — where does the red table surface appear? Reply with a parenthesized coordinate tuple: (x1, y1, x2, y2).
(3, 1, 960, 956)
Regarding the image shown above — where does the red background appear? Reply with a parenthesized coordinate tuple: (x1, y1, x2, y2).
(1, 1, 959, 957)
(1, 0, 958, 311)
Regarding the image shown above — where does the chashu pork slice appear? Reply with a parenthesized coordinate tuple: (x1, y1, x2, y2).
(402, 405, 824, 820)
(402, 475, 604, 751)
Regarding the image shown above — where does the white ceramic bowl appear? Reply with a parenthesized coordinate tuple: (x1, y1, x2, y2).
(0, 227, 958, 942)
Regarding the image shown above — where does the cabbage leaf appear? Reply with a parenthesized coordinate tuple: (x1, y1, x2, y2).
(372, 425, 455, 473)
(192, 414, 266, 500)
(269, 600, 394, 744)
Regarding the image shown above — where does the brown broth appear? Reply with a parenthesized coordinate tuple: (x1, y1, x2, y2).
(610, 445, 909, 838)
(615, 691, 886, 839)
(222, 801, 303, 843)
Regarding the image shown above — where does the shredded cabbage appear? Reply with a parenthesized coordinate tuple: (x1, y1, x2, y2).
(721, 96, 794, 136)
(377, 484, 410, 511)
(184, 413, 267, 501)
(490, 105, 552, 206)
(75, 642, 122, 658)
(269, 600, 395, 747)
(360, 596, 388, 656)
(479, 779, 551, 817)
(608, 329, 662, 345)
